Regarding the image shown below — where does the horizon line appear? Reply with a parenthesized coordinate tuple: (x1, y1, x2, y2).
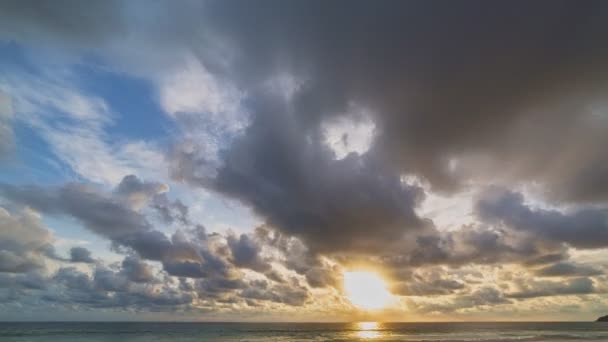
(0, 320, 601, 324)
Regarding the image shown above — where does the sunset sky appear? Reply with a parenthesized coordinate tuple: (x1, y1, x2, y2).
(1, 0, 608, 322)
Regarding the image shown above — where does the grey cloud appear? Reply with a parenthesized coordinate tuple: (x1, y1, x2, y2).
(476, 188, 608, 249)
(69, 247, 95, 263)
(507, 277, 596, 299)
(0, 272, 47, 290)
(264, 269, 285, 284)
(53, 267, 93, 291)
(384, 224, 568, 270)
(94, 267, 130, 292)
(152, 197, 189, 225)
(158, 1, 608, 259)
(410, 287, 511, 314)
(524, 253, 570, 267)
(163, 260, 210, 279)
(49, 266, 194, 310)
(391, 269, 466, 296)
(304, 266, 341, 289)
(535, 262, 603, 278)
(0, 182, 152, 238)
(3, 1, 608, 204)
(255, 227, 341, 288)
(190, 0, 608, 205)
(240, 279, 310, 307)
(227, 234, 270, 272)
(0, 91, 13, 158)
(196, 277, 246, 297)
(0, 0, 126, 49)
(201, 99, 429, 254)
(116, 228, 234, 281)
(0, 207, 53, 273)
(114, 174, 168, 210)
(115, 175, 188, 224)
(120, 256, 155, 283)
(0, 178, 237, 283)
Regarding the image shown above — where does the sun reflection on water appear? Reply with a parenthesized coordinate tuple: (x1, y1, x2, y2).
(356, 321, 381, 339)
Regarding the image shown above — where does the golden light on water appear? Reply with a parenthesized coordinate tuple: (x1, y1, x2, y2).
(343, 271, 393, 310)
(356, 321, 381, 339)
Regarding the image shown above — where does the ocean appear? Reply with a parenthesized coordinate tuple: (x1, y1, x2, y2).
(0, 321, 607, 341)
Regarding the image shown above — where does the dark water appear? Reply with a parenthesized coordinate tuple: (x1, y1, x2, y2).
(1, 322, 607, 341)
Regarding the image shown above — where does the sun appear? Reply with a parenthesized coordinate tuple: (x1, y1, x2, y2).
(343, 271, 393, 310)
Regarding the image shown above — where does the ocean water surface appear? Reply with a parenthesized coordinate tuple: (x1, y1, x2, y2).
(1, 321, 607, 341)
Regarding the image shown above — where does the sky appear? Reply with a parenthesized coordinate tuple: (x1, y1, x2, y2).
(1, 0, 608, 322)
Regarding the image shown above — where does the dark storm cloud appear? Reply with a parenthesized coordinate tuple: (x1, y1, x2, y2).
(192, 0, 608, 200)
(3, 0, 608, 258)
(161, 0, 608, 256)
(476, 187, 608, 249)
(203, 96, 429, 254)
(69, 247, 95, 263)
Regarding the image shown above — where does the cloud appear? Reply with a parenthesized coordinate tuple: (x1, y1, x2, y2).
(0, 271, 47, 290)
(227, 234, 270, 273)
(254, 226, 342, 288)
(159, 1, 608, 262)
(476, 187, 608, 249)
(69, 247, 95, 263)
(120, 256, 155, 283)
(0, 91, 14, 158)
(535, 262, 603, 278)
(507, 277, 596, 299)
(47, 265, 193, 310)
(0, 207, 53, 273)
(409, 287, 511, 314)
(3, 0, 608, 199)
(114, 175, 168, 209)
(0, 177, 226, 281)
(158, 56, 242, 118)
(194, 96, 430, 254)
(0, 0, 126, 50)
(188, 1, 608, 202)
(0, 182, 152, 238)
(391, 269, 466, 296)
(239, 279, 310, 307)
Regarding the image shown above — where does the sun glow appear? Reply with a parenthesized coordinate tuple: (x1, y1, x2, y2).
(343, 271, 393, 310)
(356, 321, 381, 339)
